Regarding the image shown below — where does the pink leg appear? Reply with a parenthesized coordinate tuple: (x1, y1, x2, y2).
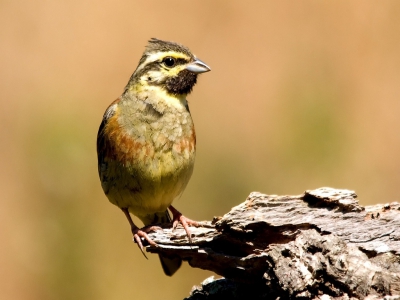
(168, 205, 199, 243)
(121, 208, 160, 258)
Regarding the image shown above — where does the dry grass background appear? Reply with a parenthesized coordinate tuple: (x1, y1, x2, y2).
(1, 1, 400, 299)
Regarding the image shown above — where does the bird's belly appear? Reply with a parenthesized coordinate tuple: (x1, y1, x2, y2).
(101, 144, 195, 221)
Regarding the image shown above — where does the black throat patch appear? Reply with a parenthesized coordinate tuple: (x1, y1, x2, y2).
(165, 69, 198, 95)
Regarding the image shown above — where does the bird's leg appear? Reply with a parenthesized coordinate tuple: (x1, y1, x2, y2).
(168, 205, 199, 243)
(121, 208, 158, 259)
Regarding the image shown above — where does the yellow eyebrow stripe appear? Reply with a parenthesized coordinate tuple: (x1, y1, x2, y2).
(147, 51, 190, 62)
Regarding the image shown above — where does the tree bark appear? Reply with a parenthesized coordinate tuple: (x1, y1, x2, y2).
(146, 187, 400, 299)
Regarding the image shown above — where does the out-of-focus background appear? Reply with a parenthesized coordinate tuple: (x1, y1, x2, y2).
(2, 1, 400, 299)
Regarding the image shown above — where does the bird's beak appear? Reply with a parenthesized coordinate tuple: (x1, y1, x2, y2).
(186, 58, 211, 73)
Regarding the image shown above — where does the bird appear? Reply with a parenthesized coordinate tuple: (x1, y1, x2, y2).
(97, 38, 210, 276)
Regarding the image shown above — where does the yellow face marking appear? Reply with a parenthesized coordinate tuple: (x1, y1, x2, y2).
(159, 64, 186, 76)
(145, 86, 187, 105)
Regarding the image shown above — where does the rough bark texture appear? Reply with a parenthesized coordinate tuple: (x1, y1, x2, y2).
(145, 187, 400, 300)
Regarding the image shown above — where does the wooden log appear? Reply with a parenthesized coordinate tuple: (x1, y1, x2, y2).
(146, 187, 400, 299)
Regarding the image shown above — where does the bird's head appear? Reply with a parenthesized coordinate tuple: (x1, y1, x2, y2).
(127, 38, 210, 96)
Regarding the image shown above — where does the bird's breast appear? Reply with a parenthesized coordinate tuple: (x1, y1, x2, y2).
(104, 103, 196, 181)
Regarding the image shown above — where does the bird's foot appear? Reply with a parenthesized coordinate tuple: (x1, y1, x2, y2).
(168, 205, 200, 243)
(121, 208, 161, 259)
(131, 225, 162, 259)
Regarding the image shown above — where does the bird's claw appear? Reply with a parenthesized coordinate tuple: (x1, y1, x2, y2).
(131, 226, 161, 259)
(169, 206, 200, 244)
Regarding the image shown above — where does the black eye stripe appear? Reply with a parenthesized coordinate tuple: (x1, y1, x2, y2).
(175, 58, 188, 65)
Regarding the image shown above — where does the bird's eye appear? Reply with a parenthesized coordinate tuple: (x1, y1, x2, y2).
(163, 57, 176, 67)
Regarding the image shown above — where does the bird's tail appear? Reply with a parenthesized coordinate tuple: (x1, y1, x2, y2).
(143, 210, 182, 276)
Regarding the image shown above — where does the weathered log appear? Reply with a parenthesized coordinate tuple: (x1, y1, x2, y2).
(145, 187, 400, 299)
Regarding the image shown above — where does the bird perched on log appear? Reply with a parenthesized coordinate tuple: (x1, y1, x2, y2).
(97, 38, 210, 276)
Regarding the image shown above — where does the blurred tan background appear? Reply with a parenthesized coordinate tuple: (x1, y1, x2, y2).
(1, 1, 400, 299)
